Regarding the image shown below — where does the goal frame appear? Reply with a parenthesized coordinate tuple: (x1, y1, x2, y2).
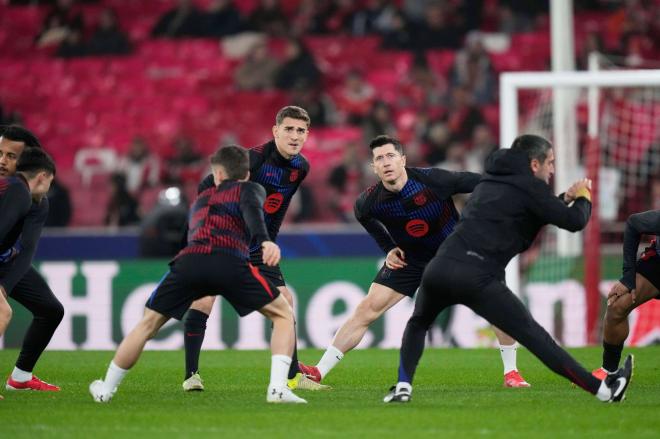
(500, 68, 660, 343)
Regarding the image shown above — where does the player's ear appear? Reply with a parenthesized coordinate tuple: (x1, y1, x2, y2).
(401, 154, 406, 166)
(272, 125, 278, 138)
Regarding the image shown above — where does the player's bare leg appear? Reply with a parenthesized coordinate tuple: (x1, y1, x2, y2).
(596, 274, 659, 376)
(492, 326, 530, 387)
(259, 294, 306, 403)
(0, 287, 12, 337)
(306, 283, 405, 381)
(90, 309, 169, 402)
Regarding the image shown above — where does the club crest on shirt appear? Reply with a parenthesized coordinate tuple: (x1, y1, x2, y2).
(406, 219, 429, 237)
(289, 169, 299, 182)
(264, 192, 284, 214)
(413, 193, 427, 206)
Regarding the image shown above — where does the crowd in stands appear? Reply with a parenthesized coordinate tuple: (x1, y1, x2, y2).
(1, 0, 659, 228)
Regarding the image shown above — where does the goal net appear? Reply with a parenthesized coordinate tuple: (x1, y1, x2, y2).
(500, 63, 660, 346)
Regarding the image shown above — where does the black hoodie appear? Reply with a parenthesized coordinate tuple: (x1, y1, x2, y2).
(436, 148, 591, 278)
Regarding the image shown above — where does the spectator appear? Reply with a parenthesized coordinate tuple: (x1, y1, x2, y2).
(437, 141, 467, 171)
(0, 103, 21, 126)
(576, 30, 604, 70)
(289, 80, 336, 127)
(498, 0, 549, 33)
(55, 28, 87, 58)
(423, 120, 451, 166)
(336, 70, 375, 124)
(350, 0, 397, 36)
(327, 142, 365, 222)
(36, 0, 84, 48)
(399, 54, 446, 109)
(362, 100, 396, 142)
(410, 2, 463, 50)
(318, 0, 356, 34)
(289, 183, 316, 223)
(86, 8, 132, 56)
(44, 179, 72, 227)
(464, 124, 497, 173)
(116, 137, 161, 196)
(246, 0, 288, 37)
(445, 86, 485, 142)
(205, 0, 243, 37)
(381, 8, 413, 50)
(139, 187, 189, 257)
(152, 0, 207, 38)
(234, 41, 280, 90)
(163, 136, 204, 185)
(450, 32, 496, 104)
(274, 38, 322, 91)
(105, 173, 140, 227)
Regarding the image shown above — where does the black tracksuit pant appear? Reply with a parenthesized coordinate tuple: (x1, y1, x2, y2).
(3, 266, 64, 372)
(398, 256, 601, 394)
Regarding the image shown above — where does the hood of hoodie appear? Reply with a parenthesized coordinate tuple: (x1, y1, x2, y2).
(484, 148, 533, 177)
(481, 148, 547, 192)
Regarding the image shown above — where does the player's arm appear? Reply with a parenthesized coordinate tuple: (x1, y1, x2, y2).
(0, 182, 32, 242)
(354, 192, 397, 254)
(0, 197, 48, 293)
(620, 210, 660, 290)
(240, 182, 280, 265)
(423, 168, 482, 195)
(528, 179, 592, 232)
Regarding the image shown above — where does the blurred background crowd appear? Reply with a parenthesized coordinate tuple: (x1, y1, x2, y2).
(1, 0, 658, 234)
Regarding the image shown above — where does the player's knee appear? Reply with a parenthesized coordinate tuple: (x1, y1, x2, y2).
(49, 300, 65, 324)
(606, 300, 632, 321)
(191, 296, 214, 315)
(280, 288, 294, 307)
(0, 303, 12, 324)
(407, 314, 434, 331)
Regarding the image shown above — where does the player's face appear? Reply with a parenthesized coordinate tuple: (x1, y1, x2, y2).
(33, 172, 54, 199)
(371, 143, 406, 184)
(532, 148, 555, 184)
(0, 137, 25, 177)
(273, 117, 309, 159)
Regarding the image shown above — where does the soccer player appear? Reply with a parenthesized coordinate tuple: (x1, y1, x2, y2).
(0, 125, 64, 392)
(384, 134, 633, 404)
(90, 145, 306, 404)
(593, 209, 659, 379)
(299, 135, 531, 388)
(0, 147, 57, 335)
(179, 106, 326, 392)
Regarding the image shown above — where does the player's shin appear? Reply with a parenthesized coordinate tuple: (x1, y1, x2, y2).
(184, 309, 209, 379)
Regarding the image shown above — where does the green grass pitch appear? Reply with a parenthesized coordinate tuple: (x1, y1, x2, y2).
(1, 347, 659, 438)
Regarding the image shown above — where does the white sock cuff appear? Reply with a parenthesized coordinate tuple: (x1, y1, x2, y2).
(499, 343, 517, 351)
(11, 366, 32, 382)
(272, 354, 292, 365)
(109, 360, 128, 373)
(328, 345, 344, 360)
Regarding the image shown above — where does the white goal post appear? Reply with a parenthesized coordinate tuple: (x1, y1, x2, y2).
(500, 68, 660, 340)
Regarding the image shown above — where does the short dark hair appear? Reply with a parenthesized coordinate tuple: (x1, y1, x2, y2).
(16, 147, 56, 177)
(369, 135, 404, 155)
(275, 106, 311, 127)
(511, 134, 552, 163)
(210, 145, 249, 180)
(0, 125, 42, 148)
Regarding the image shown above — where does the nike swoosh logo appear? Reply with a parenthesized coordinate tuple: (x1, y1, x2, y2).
(613, 377, 626, 398)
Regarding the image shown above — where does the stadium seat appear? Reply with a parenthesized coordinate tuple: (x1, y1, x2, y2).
(74, 147, 118, 187)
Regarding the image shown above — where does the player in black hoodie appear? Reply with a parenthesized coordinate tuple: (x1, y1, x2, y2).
(384, 134, 634, 404)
